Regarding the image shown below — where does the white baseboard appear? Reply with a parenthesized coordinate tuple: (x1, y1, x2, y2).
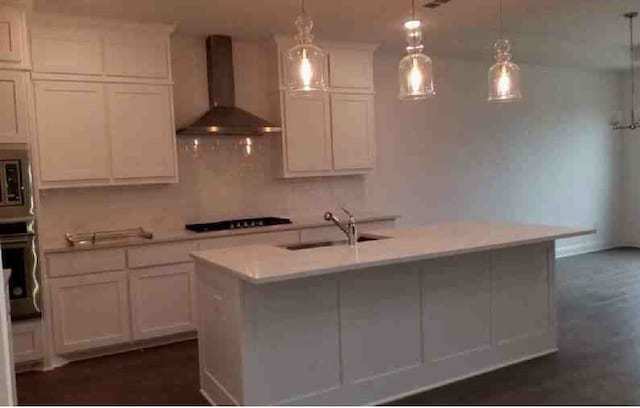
(555, 241, 618, 258)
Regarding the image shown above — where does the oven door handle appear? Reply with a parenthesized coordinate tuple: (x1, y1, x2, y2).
(0, 233, 35, 245)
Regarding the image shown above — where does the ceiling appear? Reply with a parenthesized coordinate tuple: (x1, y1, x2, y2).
(33, 0, 640, 71)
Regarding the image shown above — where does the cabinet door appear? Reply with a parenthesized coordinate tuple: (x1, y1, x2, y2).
(328, 48, 373, 90)
(11, 320, 43, 364)
(49, 271, 131, 354)
(129, 264, 196, 340)
(34, 81, 111, 182)
(330, 93, 375, 170)
(107, 84, 177, 181)
(0, 71, 28, 143)
(283, 91, 332, 173)
(0, 5, 24, 64)
(104, 31, 170, 79)
(31, 26, 102, 75)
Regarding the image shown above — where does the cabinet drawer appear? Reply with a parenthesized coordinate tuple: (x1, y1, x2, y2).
(198, 231, 299, 251)
(11, 320, 43, 363)
(128, 241, 198, 268)
(48, 248, 126, 278)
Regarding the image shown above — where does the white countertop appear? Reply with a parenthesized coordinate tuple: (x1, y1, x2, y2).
(43, 212, 399, 254)
(191, 221, 594, 284)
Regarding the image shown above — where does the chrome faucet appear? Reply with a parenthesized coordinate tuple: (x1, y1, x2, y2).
(324, 208, 358, 246)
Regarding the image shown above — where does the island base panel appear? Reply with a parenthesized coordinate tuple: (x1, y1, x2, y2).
(195, 241, 556, 405)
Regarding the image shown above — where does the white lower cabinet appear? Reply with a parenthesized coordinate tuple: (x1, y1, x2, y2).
(46, 219, 395, 356)
(129, 263, 196, 340)
(50, 271, 131, 354)
(11, 321, 43, 364)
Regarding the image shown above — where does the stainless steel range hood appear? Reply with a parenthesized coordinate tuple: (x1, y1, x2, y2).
(177, 36, 281, 136)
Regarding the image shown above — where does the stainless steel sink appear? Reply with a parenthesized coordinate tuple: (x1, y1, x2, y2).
(282, 235, 387, 251)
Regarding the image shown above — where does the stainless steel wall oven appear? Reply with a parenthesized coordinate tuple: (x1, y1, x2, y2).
(0, 147, 40, 321)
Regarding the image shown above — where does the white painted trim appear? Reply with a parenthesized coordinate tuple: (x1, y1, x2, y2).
(32, 12, 176, 34)
(371, 348, 558, 406)
(555, 240, 617, 258)
(199, 388, 217, 406)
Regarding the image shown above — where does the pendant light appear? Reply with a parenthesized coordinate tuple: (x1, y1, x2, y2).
(614, 12, 640, 130)
(287, 0, 327, 92)
(398, 0, 435, 100)
(488, 0, 522, 102)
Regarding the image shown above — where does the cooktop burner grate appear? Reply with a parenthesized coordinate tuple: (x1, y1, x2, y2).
(185, 217, 292, 233)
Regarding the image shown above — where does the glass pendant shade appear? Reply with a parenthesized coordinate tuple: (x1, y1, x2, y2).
(398, 53, 434, 100)
(488, 40, 521, 102)
(288, 13, 327, 92)
(398, 19, 435, 100)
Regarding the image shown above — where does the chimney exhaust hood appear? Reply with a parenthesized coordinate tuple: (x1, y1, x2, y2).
(177, 35, 281, 136)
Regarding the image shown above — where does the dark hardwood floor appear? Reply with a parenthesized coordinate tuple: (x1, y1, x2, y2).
(17, 248, 640, 405)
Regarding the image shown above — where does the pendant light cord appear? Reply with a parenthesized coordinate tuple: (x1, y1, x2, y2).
(630, 13, 636, 125)
(498, 0, 503, 40)
(300, 0, 306, 16)
(411, 0, 416, 20)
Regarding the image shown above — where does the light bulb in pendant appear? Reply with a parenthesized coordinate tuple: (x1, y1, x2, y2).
(409, 58, 424, 93)
(299, 49, 313, 90)
(497, 66, 511, 97)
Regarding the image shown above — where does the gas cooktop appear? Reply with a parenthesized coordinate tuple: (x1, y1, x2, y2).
(185, 217, 292, 233)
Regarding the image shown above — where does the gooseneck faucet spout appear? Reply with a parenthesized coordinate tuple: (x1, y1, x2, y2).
(324, 208, 358, 246)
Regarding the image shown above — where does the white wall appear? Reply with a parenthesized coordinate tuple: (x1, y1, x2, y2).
(368, 53, 623, 256)
(37, 35, 623, 255)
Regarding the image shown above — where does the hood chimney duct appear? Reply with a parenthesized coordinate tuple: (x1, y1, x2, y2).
(177, 35, 281, 136)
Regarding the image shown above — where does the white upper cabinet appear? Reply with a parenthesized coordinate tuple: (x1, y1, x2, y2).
(272, 37, 377, 178)
(31, 15, 179, 188)
(0, 4, 28, 69)
(34, 81, 111, 183)
(331, 93, 375, 170)
(31, 26, 103, 75)
(283, 91, 332, 173)
(327, 48, 374, 91)
(0, 70, 28, 143)
(103, 31, 170, 79)
(107, 84, 176, 180)
(31, 14, 173, 82)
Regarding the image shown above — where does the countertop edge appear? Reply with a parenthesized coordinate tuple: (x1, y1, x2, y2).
(191, 227, 595, 284)
(42, 214, 400, 254)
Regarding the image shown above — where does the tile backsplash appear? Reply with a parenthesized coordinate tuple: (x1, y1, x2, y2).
(37, 137, 368, 248)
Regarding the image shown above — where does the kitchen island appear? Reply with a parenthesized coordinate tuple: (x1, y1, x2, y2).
(191, 222, 593, 406)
